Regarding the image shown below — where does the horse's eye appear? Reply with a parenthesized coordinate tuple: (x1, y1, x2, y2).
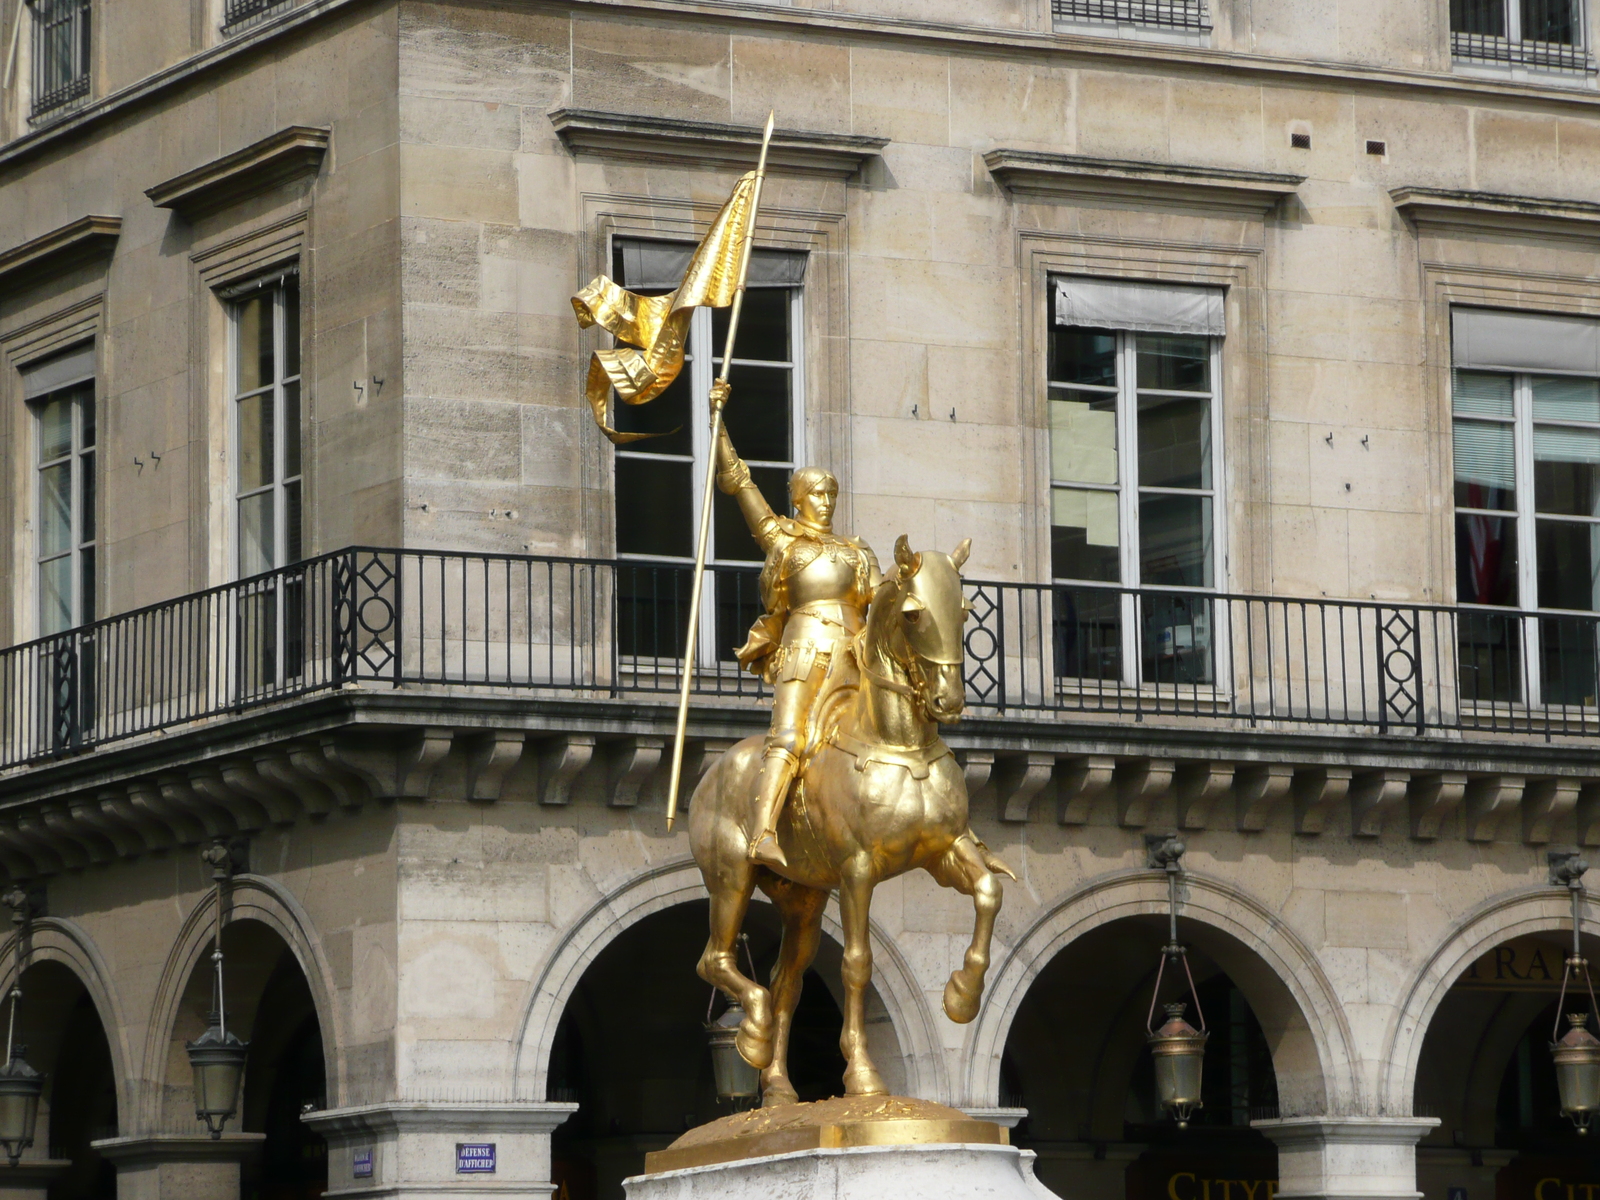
(904, 609, 921, 624)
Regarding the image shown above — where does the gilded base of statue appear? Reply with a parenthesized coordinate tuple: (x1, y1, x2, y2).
(643, 1096, 1005, 1174)
(627, 1098, 1055, 1200)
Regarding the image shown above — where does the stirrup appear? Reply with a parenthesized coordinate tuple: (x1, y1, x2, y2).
(748, 830, 789, 869)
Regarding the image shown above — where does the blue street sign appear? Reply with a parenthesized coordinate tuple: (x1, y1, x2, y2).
(352, 1147, 373, 1179)
(457, 1143, 496, 1174)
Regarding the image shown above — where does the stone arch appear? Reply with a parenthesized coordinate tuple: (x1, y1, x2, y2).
(139, 874, 343, 1129)
(512, 858, 948, 1101)
(0, 917, 133, 1127)
(1381, 884, 1591, 1114)
(961, 868, 1356, 1114)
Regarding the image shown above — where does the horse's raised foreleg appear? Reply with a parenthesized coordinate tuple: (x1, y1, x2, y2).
(837, 857, 888, 1096)
(929, 834, 1005, 1024)
(696, 859, 775, 1070)
(755, 873, 829, 1107)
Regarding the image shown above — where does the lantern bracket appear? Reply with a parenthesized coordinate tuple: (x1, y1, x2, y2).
(0, 887, 44, 927)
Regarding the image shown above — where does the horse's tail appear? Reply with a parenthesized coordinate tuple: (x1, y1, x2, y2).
(966, 830, 1018, 881)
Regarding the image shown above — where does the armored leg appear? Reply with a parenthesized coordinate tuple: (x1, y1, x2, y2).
(747, 673, 813, 869)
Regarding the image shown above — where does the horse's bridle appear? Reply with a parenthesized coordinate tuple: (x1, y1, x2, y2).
(855, 579, 962, 718)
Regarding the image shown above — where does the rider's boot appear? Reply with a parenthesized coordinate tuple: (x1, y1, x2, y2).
(747, 748, 797, 869)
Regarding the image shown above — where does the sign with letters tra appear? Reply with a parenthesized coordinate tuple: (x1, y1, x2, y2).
(457, 1143, 496, 1174)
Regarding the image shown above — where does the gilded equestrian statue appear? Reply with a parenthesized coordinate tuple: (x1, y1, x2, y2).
(689, 400, 1016, 1104)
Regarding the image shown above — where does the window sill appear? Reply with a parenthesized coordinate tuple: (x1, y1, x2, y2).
(1451, 57, 1598, 88)
(28, 92, 90, 129)
(221, 0, 295, 37)
(1053, 18, 1210, 46)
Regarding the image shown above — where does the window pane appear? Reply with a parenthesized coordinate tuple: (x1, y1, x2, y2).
(1540, 615, 1598, 706)
(716, 467, 788, 563)
(1454, 420, 1516, 510)
(1532, 375, 1600, 423)
(1451, 0, 1506, 34)
(1053, 586, 1122, 681)
(1458, 609, 1521, 703)
(39, 462, 71, 556)
(235, 293, 274, 392)
(1453, 370, 1513, 418)
(79, 449, 94, 543)
(721, 365, 791, 463)
(1522, 0, 1574, 42)
(1136, 335, 1210, 393)
(283, 276, 301, 379)
(611, 370, 692, 458)
(1049, 328, 1118, 387)
(1534, 425, 1600, 516)
(285, 480, 303, 564)
(1456, 513, 1518, 606)
(38, 395, 71, 462)
(284, 381, 301, 480)
(1051, 487, 1120, 582)
(1142, 593, 1214, 686)
(615, 456, 692, 558)
(1138, 395, 1211, 489)
(238, 492, 275, 577)
(237, 393, 274, 492)
(1049, 393, 1118, 485)
(80, 546, 94, 626)
(39, 555, 71, 637)
(1138, 493, 1213, 587)
(79, 386, 95, 448)
(712, 289, 789, 364)
(1537, 519, 1600, 611)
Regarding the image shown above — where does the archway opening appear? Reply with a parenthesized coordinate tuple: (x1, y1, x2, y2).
(167, 918, 327, 1200)
(546, 898, 903, 1200)
(1414, 931, 1600, 1200)
(9, 959, 117, 1199)
(1002, 914, 1318, 1200)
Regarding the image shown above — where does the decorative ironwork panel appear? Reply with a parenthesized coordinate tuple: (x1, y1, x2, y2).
(1053, 0, 1211, 29)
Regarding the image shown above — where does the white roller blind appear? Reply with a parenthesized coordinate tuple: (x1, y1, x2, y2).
(1452, 307, 1600, 376)
(21, 344, 95, 399)
(614, 238, 808, 290)
(1054, 276, 1226, 337)
(1454, 422, 1516, 493)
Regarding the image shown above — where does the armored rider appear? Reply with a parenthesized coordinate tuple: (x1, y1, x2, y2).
(711, 379, 881, 869)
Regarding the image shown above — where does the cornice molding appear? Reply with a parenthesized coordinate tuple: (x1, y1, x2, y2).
(145, 125, 330, 219)
(1392, 185, 1600, 241)
(984, 149, 1302, 215)
(0, 215, 120, 290)
(549, 108, 886, 178)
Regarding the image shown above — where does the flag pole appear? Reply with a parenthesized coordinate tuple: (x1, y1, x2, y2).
(665, 111, 776, 832)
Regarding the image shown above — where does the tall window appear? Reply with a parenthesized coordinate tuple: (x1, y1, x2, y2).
(27, 347, 96, 636)
(28, 0, 89, 116)
(1048, 277, 1223, 686)
(1453, 307, 1600, 708)
(1450, 0, 1590, 71)
(231, 273, 302, 579)
(609, 238, 806, 664)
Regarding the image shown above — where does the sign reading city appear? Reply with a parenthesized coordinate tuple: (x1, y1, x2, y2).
(352, 1147, 373, 1179)
(456, 1143, 496, 1174)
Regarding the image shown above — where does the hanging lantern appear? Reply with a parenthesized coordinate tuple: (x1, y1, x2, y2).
(1145, 834, 1208, 1129)
(1149, 1001, 1209, 1129)
(1550, 851, 1600, 1135)
(186, 1015, 249, 1138)
(705, 1003, 760, 1104)
(0, 1046, 41, 1167)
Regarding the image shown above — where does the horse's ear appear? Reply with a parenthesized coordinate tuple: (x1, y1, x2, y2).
(894, 534, 920, 578)
(950, 538, 971, 570)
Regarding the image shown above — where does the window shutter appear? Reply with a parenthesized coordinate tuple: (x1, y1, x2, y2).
(21, 345, 94, 399)
(1453, 421, 1516, 492)
(613, 238, 807, 290)
(1053, 276, 1225, 337)
(1452, 307, 1600, 376)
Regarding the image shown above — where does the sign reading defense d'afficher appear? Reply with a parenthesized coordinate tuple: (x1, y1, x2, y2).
(456, 1143, 496, 1174)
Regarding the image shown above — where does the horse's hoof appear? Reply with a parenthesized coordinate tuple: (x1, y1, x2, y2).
(736, 1023, 775, 1071)
(943, 973, 982, 1024)
(843, 1068, 888, 1096)
(761, 1080, 800, 1107)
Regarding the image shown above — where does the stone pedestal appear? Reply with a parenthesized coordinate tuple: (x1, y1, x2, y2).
(626, 1142, 1060, 1200)
(302, 1100, 578, 1199)
(0, 1159, 72, 1200)
(1253, 1117, 1441, 1200)
(90, 1134, 265, 1200)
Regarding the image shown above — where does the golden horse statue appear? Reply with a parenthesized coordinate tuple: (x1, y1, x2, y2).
(689, 535, 1016, 1104)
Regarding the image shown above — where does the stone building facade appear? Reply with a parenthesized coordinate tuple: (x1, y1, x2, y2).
(3, 0, 1600, 1198)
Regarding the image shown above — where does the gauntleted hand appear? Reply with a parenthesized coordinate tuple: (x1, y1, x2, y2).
(709, 378, 732, 413)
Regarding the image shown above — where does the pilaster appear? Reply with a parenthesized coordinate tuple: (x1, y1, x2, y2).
(1252, 1118, 1440, 1200)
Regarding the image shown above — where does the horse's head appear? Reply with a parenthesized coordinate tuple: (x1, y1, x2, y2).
(890, 534, 973, 724)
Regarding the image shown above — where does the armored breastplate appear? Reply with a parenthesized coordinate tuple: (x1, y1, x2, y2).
(785, 538, 866, 609)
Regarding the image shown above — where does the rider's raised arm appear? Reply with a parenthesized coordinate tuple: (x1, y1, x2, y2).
(712, 385, 782, 551)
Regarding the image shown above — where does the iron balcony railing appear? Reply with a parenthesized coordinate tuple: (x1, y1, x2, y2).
(4, 547, 1600, 770)
(1451, 29, 1596, 71)
(222, 0, 289, 29)
(1053, 0, 1211, 30)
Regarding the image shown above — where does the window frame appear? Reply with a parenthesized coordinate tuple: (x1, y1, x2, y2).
(1047, 313, 1227, 690)
(30, 369, 95, 636)
(227, 269, 302, 582)
(1450, 0, 1595, 74)
(26, 0, 90, 118)
(608, 239, 807, 671)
